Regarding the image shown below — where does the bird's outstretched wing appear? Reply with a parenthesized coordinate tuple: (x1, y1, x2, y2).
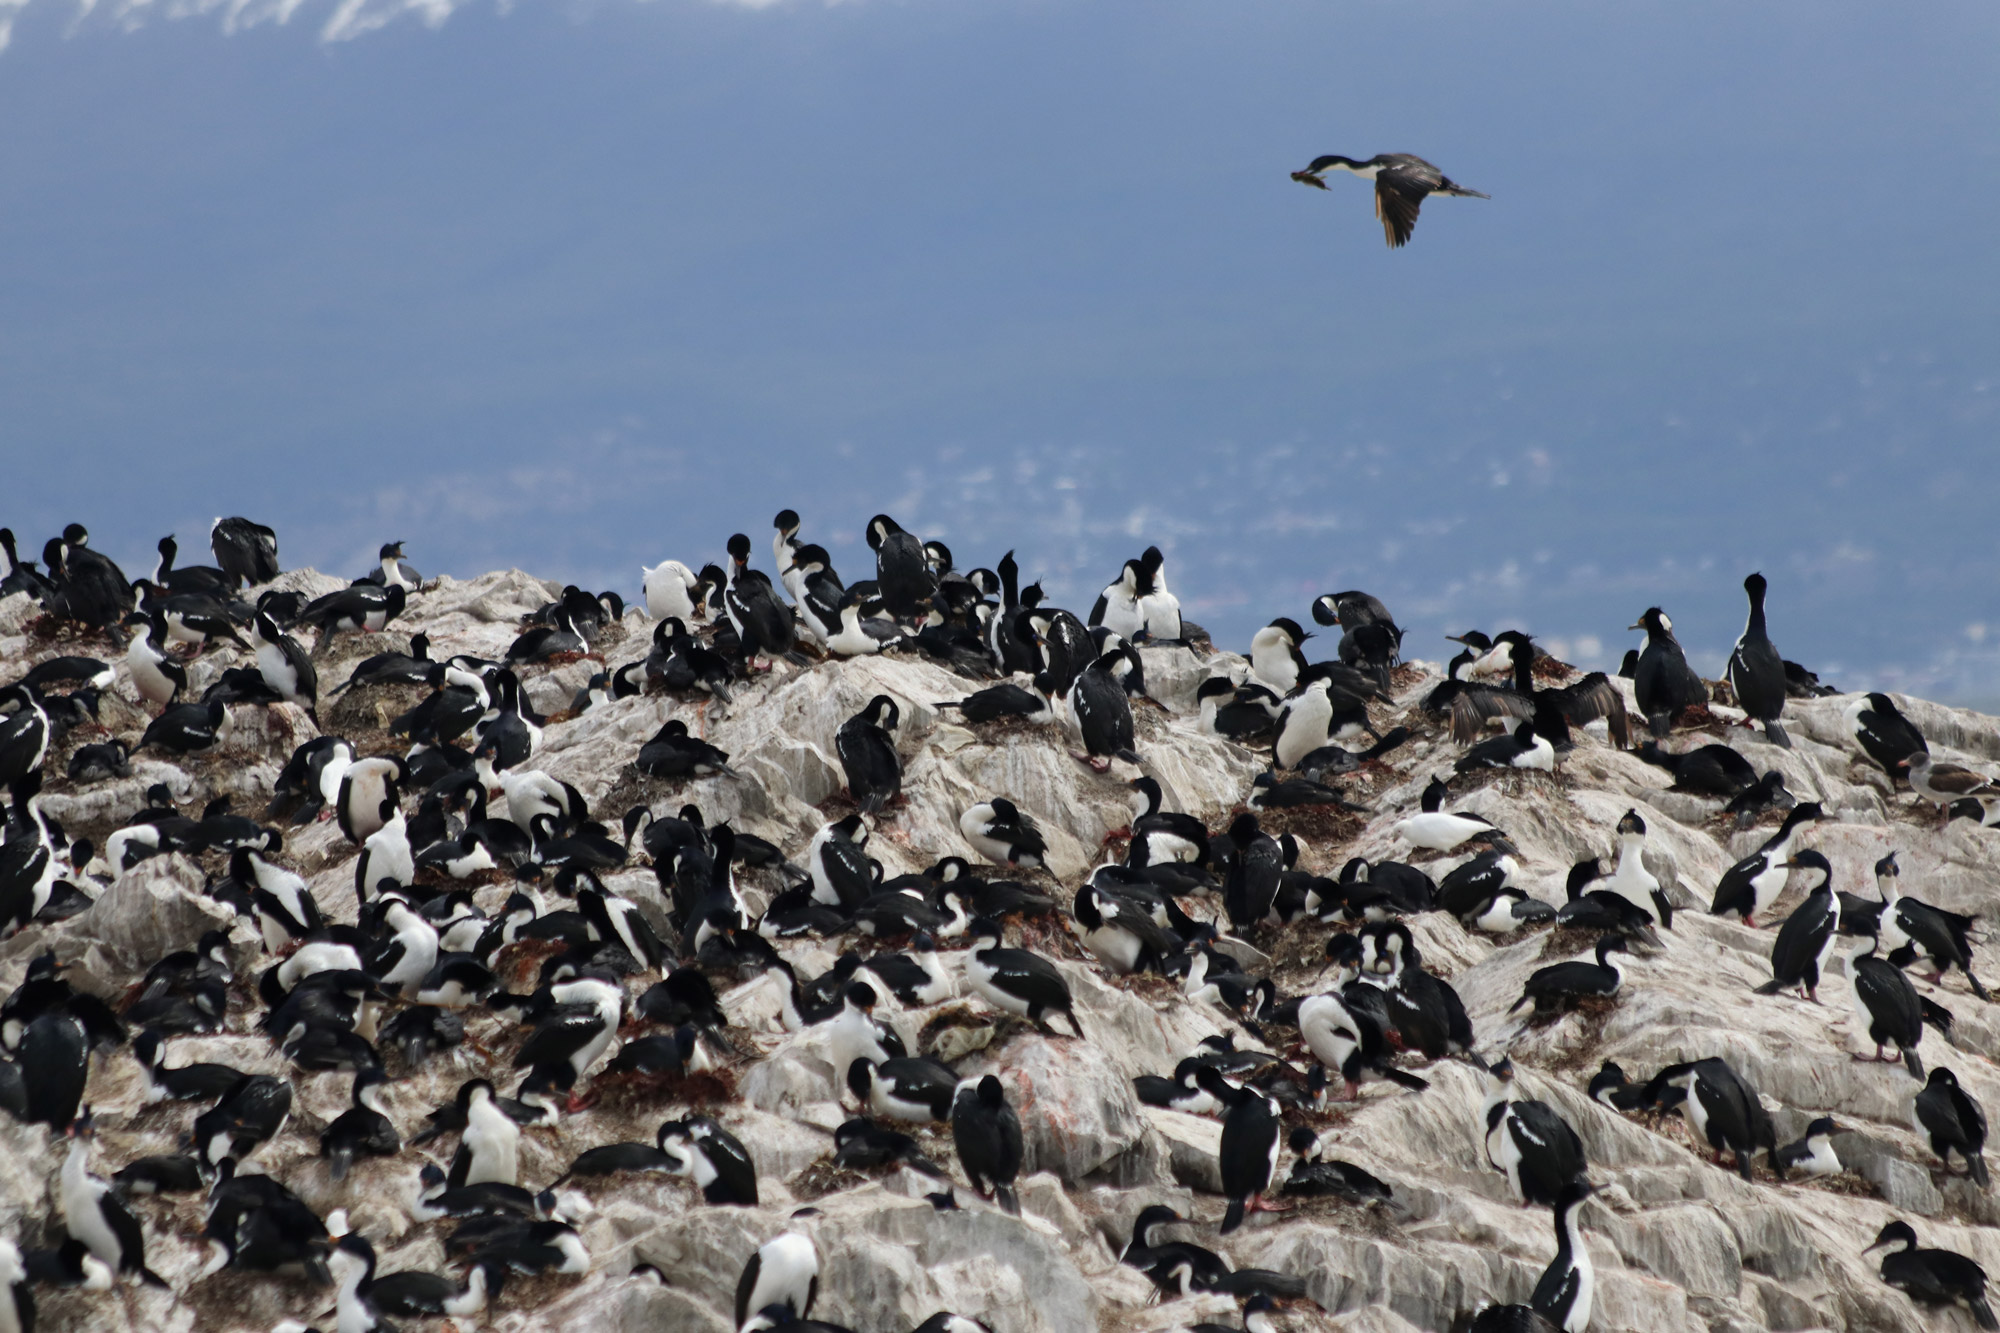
(1375, 179, 1424, 248)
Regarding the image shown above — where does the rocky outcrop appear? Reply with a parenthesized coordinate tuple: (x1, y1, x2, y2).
(4, 566, 2000, 1333)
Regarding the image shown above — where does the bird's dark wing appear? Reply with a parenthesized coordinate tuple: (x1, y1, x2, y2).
(1546, 674, 1631, 749)
(1449, 685, 1535, 744)
(1375, 178, 1425, 248)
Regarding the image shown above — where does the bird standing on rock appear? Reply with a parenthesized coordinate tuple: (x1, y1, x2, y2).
(1630, 607, 1707, 738)
(950, 1074, 1023, 1215)
(837, 694, 902, 813)
(1727, 573, 1791, 748)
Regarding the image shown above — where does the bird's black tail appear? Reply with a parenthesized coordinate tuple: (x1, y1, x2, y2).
(1972, 1152, 1992, 1190)
(1765, 721, 1793, 750)
(1971, 1292, 1998, 1332)
(139, 1265, 170, 1289)
(996, 1186, 1020, 1217)
(1210, 1268, 1308, 1300)
(1899, 1045, 1925, 1084)
(1379, 1066, 1431, 1092)
(1220, 1198, 1246, 1234)
(1753, 980, 1784, 996)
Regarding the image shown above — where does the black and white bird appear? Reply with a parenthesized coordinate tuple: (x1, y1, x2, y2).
(252, 610, 318, 724)
(1726, 573, 1791, 748)
(642, 559, 706, 624)
(120, 612, 186, 707)
(1629, 607, 1708, 738)
(132, 699, 228, 758)
(1221, 812, 1283, 931)
(1290, 152, 1490, 248)
(825, 981, 907, 1075)
(1772, 1115, 1845, 1179)
(1194, 1064, 1284, 1234)
(1446, 630, 1629, 752)
(837, 695, 902, 814)
(1847, 692, 1926, 779)
(1844, 929, 1931, 1081)
(1437, 834, 1549, 933)
(637, 719, 736, 780)
(1915, 1067, 1989, 1188)
(320, 1067, 401, 1182)
(1874, 853, 1988, 999)
(1755, 851, 1839, 1001)
(1865, 1220, 1997, 1331)
(1636, 740, 1759, 799)
(1641, 1057, 1776, 1180)
(735, 1229, 820, 1331)
(299, 580, 406, 636)
(1527, 1183, 1597, 1333)
(938, 676, 1057, 726)
(660, 1115, 760, 1205)
(1481, 1060, 1589, 1206)
(1068, 646, 1141, 772)
(1456, 719, 1556, 774)
(1112, 780, 1203, 870)
(1391, 776, 1498, 852)
(446, 1079, 522, 1188)
(950, 1074, 1023, 1215)
(1073, 882, 1178, 975)
(848, 1056, 956, 1123)
(210, 516, 280, 585)
(1280, 1126, 1393, 1205)
(336, 756, 405, 846)
(958, 798, 1047, 870)
(866, 514, 936, 620)
(1274, 670, 1377, 770)
(1088, 558, 1145, 640)
(59, 1114, 168, 1287)
(358, 540, 422, 589)
(963, 917, 1082, 1036)
(1709, 802, 1824, 927)
(1510, 936, 1628, 1016)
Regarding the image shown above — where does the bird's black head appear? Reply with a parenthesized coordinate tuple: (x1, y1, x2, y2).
(1865, 1220, 1917, 1254)
(1266, 616, 1309, 645)
(1195, 675, 1237, 703)
(843, 981, 879, 1012)
(1629, 607, 1671, 635)
(773, 509, 801, 535)
(1874, 852, 1899, 880)
(726, 533, 752, 564)
(865, 514, 903, 551)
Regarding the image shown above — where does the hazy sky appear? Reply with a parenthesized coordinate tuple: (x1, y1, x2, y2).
(2, 2, 1996, 697)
